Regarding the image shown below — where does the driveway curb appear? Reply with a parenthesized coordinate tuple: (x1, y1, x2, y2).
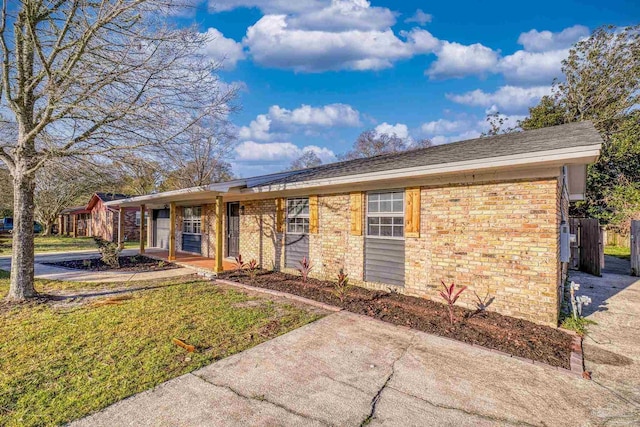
(215, 277, 585, 378)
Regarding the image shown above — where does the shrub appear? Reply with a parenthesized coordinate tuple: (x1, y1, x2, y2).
(233, 254, 246, 271)
(561, 316, 597, 336)
(93, 237, 121, 268)
(332, 269, 351, 303)
(297, 256, 313, 283)
(246, 259, 258, 280)
(158, 260, 166, 268)
(439, 281, 467, 324)
(82, 259, 92, 268)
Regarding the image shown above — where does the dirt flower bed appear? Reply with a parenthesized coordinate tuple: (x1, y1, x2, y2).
(219, 270, 574, 369)
(44, 255, 178, 272)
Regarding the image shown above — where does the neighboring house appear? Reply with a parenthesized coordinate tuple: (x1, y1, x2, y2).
(59, 206, 91, 237)
(86, 192, 140, 242)
(109, 122, 602, 326)
(59, 193, 142, 242)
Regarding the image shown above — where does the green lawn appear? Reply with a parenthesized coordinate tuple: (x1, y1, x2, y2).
(0, 235, 138, 255)
(604, 245, 631, 260)
(0, 271, 321, 426)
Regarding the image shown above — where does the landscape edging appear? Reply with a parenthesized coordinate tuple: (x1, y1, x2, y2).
(215, 277, 586, 379)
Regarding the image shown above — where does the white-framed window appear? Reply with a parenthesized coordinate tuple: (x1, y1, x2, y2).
(182, 206, 202, 234)
(367, 191, 404, 239)
(286, 198, 309, 234)
(134, 211, 149, 227)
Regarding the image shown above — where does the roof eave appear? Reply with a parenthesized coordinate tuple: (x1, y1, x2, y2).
(245, 144, 602, 194)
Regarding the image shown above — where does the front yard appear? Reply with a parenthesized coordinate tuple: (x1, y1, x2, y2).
(0, 271, 321, 426)
(0, 235, 138, 255)
(604, 245, 631, 261)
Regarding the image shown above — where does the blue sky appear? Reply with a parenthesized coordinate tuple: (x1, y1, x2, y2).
(173, 0, 638, 177)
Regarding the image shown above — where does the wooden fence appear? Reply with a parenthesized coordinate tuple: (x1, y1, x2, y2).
(604, 230, 630, 248)
(569, 218, 603, 276)
(632, 220, 639, 276)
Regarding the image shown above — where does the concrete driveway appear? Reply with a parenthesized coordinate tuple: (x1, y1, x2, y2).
(0, 249, 193, 282)
(73, 305, 640, 426)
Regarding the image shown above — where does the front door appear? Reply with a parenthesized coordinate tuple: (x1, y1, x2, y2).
(153, 209, 170, 249)
(227, 202, 240, 258)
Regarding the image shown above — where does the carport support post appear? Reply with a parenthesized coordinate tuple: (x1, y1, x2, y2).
(215, 196, 223, 273)
(58, 215, 63, 235)
(168, 202, 176, 261)
(118, 208, 125, 250)
(72, 214, 77, 238)
(139, 204, 146, 254)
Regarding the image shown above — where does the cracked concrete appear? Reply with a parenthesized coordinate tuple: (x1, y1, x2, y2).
(72, 308, 639, 426)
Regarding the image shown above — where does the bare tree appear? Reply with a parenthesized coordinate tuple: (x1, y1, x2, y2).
(113, 158, 165, 195)
(289, 150, 322, 170)
(342, 130, 407, 160)
(0, 0, 237, 300)
(160, 119, 235, 189)
(0, 165, 11, 216)
(34, 161, 113, 235)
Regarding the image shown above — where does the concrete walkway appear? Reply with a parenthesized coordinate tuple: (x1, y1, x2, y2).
(0, 249, 194, 282)
(73, 308, 640, 426)
(572, 255, 640, 407)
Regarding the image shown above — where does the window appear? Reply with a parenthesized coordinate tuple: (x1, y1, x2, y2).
(367, 191, 404, 238)
(286, 198, 309, 234)
(134, 211, 149, 226)
(182, 206, 202, 234)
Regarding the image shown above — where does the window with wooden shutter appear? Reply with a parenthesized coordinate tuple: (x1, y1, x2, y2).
(405, 188, 421, 238)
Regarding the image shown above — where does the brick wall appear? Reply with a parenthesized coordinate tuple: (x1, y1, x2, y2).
(198, 176, 561, 325)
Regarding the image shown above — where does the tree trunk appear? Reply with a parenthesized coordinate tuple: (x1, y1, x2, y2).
(42, 220, 53, 236)
(7, 174, 37, 301)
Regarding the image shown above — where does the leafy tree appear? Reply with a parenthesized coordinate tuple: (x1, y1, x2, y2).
(0, 0, 236, 300)
(289, 150, 323, 170)
(520, 25, 640, 228)
(483, 112, 520, 136)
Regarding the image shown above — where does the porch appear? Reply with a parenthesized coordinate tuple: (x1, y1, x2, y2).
(145, 248, 237, 274)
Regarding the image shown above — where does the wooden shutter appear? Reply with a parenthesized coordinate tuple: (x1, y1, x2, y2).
(275, 198, 285, 233)
(405, 188, 421, 238)
(350, 192, 363, 236)
(309, 195, 319, 234)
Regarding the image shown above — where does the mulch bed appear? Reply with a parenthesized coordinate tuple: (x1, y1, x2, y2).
(44, 255, 179, 272)
(219, 270, 574, 369)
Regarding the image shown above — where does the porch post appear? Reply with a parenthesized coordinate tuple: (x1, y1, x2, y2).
(146, 210, 152, 250)
(58, 215, 63, 235)
(168, 201, 176, 261)
(118, 208, 125, 249)
(72, 214, 78, 238)
(215, 196, 224, 273)
(139, 204, 146, 254)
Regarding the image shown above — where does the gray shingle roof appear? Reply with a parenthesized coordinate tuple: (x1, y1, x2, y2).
(251, 121, 602, 188)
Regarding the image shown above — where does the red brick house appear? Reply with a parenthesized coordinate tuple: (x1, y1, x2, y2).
(59, 193, 142, 242)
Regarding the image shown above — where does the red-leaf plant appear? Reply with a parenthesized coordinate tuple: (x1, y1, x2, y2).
(233, 254, 246, 271)
(297, 256, 313, 283)
(439, 281, 467, 324)
(246, 259, 258, 280)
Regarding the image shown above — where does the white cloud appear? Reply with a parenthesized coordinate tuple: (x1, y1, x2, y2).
(374, 122, 409, 139)
(287, 0, 397, 32)
(430, 130, 482, 145)
(446, 85, 552, 113)
(234, 141, 336, 163)
(420, 119, 472, 135)
(517, 25, 589, 52)
(497, 48, 568, 85)
(244, 14, 438, 72)
(405, 9, 432, 25)
(426, 41, 499, 79)
(238, 103, 361, 141)
(268, 103, 361, 127)
(201, 28, 246, 70)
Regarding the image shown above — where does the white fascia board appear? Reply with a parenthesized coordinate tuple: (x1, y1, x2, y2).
(245, 144, 601, 194)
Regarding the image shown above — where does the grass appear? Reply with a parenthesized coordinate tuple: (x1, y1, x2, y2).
(0, 272, 321, 426)
(0, 235, 138, 255)
(604, 245, 631, 261)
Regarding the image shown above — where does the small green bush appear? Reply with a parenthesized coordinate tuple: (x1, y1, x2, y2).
(93, 237, 121, 268)
(561, 316, 597, 336)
